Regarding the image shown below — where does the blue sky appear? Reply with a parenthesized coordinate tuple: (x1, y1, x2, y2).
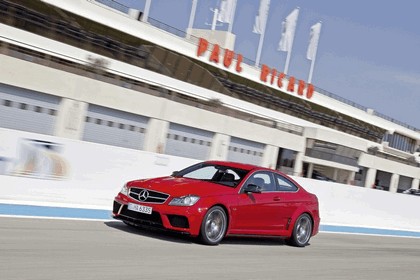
(118, 0, 420, 129)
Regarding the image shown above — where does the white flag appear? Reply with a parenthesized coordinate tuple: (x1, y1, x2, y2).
(253, 0, 270, 34)
(217, 0, 235, 23)
(278, 8, 299, 52)
(307, 22, 322, 60)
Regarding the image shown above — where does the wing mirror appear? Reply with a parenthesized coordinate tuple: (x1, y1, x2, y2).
(171, 171, 179, 177)
(243, 184, 262, 194)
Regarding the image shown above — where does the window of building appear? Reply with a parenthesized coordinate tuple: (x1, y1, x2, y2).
(384, 133, 416, 153)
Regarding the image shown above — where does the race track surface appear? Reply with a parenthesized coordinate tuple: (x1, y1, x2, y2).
(1, 217, 419, 280)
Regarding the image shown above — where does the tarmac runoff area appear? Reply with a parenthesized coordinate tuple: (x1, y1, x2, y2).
(0, 217, 420, 280)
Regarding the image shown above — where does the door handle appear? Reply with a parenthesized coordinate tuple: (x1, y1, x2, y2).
(273, 196, 281, 201)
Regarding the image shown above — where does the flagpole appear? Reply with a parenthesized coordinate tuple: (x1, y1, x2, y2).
(211, 8, 219, 30)
(228, 0, 237, 33)
(254, 0, 270, 67)
(186, 0, 198, 39)
(255, 30, 265, 67)
(142, 0, 151, 22)
(308, 52, 316, 84)
(284, 46, 292, 74)
(283, 7, 299, 75)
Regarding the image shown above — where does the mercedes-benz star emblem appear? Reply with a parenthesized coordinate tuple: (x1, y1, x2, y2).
(138, 189, 149, 201)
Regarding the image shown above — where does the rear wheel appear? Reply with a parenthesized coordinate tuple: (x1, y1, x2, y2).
(287, 213, 312, 247)
(199, 206, 227, 245)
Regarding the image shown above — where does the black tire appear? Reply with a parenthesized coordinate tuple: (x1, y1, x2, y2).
(287, 213, 313, 247)
(199, 206, 227, 245)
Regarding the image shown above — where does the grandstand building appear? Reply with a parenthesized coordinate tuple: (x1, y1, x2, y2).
(0, 0, 419, 193)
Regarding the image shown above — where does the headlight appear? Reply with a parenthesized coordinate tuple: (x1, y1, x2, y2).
(169, 195, 200, 206)
(120, 184, 129, 196)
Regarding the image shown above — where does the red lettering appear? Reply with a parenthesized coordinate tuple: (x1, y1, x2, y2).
(260, 64, 270, 82)
(209, 44, 220, 63)
(235, 54, 243, 73)
(287, 76, 295, 92)
(223, 49, 234, 68)
(270, 68, 277, 85)
(197, 37, 314, 100)
(298, 80, 305, 96)
(197, 38, 208, 57)
(307, 84, 314, 99)
(277, 72, 285, 88)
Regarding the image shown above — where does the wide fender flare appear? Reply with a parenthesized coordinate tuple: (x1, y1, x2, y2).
(200, 196, 237, 233)
(197, 196, 232, 224)
(288, 205, 315, 236)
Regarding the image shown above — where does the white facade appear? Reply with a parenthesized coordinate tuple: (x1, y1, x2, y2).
(1, 0, 419, 194)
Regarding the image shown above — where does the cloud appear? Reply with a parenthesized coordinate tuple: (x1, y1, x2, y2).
(394, 73, 420, 88)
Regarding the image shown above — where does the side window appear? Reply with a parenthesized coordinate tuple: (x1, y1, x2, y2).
(218, 169, 240, 187)
(224, 169, 240, 181)
(245, 172, 276, 192)
(275, 174, 298, 192)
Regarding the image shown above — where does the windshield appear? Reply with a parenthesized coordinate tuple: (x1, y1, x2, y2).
(174, 163, 249, 187)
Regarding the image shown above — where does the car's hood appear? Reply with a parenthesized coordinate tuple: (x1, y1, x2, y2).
(127, 176, 237, 197)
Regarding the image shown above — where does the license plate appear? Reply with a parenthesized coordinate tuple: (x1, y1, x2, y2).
(127, 203, 152, 215)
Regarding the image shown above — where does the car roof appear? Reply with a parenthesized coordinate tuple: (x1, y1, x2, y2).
(204, 160, 269, 172)
(203, 161, 303, 190)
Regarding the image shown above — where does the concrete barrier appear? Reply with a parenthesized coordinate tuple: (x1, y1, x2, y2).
(1, 128, 419, 236)
(294, 177, 420, 233)
(0, 128, 198, 208)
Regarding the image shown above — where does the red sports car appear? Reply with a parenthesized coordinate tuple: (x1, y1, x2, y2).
(113, 161, 320, 246)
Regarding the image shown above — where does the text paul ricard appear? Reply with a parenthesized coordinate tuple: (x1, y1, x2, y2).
(196, 37, 314, 99)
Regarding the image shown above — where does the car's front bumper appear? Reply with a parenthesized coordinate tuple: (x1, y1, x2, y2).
(112, 195, 206, 237)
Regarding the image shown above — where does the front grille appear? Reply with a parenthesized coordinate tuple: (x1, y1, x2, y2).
(129, 187, 169, 204)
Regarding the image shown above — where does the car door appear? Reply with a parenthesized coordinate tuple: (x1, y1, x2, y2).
(231, 171, 285, 234)
(272, 172, 301, 228)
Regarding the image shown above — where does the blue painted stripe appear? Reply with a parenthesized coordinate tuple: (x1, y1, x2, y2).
(1, 203, 420, 238)
(319, 224, 420, 238)
(0, 203, 111, 220)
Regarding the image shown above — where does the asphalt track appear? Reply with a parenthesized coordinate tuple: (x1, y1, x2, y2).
(1, 217, 420, 280)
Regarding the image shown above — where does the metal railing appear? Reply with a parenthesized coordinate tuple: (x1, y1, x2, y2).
(305, 148, 359, 167)
(93, 0, 129, 13)
(367, 149, 419, 167)
(373, 111, 418, 131)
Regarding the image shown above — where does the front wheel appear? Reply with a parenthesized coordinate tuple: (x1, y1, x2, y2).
(287, 213, 313, 247)
(199, 206, 227, 245)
